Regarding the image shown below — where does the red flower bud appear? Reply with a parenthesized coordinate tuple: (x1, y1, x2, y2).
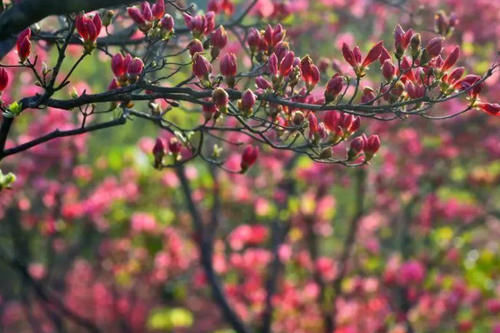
(361, 87, 376, 104)
(362, 41, 383, 68)
(192, 53, 212, 79)
(279, 51, 295, 77)
(0, 68, 9, 92)
(274, 41, 290, 63)
(127, 57, 144, 76)
(441, 46, 459, 72)
(141, 2, 153, 21)
(268, 53, 279, 76)
(324, 110, 341, 132)
(111, 53, 127, 78)
(382, 59, 396, 81)
(128, 7, 146, 25)
(153, 138, 165, 167)
(308, 112, 318, 138)
(16, 28, 31, 62)
(76, 14, 102, 43)
(160, 14, 174, 32)
(241, 145, 259, 170)
(476, 102, 500, 117)
(205, 12, 216, 34)
(425, 37, 444, 58)
(203, 102, 218, 120)
(365, 134, 381, 159)
(220, 53, 237, 77)
(301, 56, 320, 88)
(108, 78, 119, 90)
(168, 137, 182, 154)
(379, 46, 391, 65)
(247, 28, 262, 52)
(212, 87, 229, 109)
(255, 76, 272, 90)
(152, 0, 165, 20)
(325, 74, 344, 102)
(188, 39, 204, 56)
(342, 43, 357, 68)
(240, 89, 256, 111)
(453, 74, 481, 97)
(446, 66, 464, 84)
(211, 26, 228, 50)
(348, 136, 365, 159)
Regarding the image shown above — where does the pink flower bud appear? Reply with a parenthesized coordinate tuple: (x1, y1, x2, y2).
(274, 41, 290, 62)
(212, 87, 229, 109)
(325, 74, 344, 102)
(152, 0, 165, 20)
(441, 46, 459, 72)
(365, 134, 381, 158)
(240, 89, 256, 111)
(308, 112, 318, 138)
(382, 59, 396, 81)
(160, 14, 174, 32)
(16, 28, 31, 62)
(76, 14, 101, 43)
(476, 102, 500, 117)
(188, 39, 204, 56)
(211, 26, 228, 50)
(361, 41, 383, 68)
(425, 37, 444, 58)
(241, 145, 259, 170)
(0, 68, 9, 92)
(141, 2, 153, 21)
(348, 136, 365, 160)
(247, 28, 261, 52)
(128, 7, 146, 25)
(379, 46, 391, 65)
(279, 51, 295, 77)
(206, 12, 216, 34)
(256, 76, 272, 90)
(153, 138, 165, 167)
(111, 53, 127, 78)
(446, 66, 464, 84)
(324, 111, 341, 132)
(220, 52, 237, 77)
(168, 137, 182, 154)
(342, 43, 358, 68)
(203, 102, 218, 120)
(301, 56, 320, 88)
(268, 53, 279, 76)
(192, 53, 212, 79)
(108, 78, 119, 90)
(127, 57, 144, 76)
(361, 87, 376, 104)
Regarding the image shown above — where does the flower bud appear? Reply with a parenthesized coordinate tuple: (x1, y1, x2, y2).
(16, 28, 31, 62)
(0, 68, 8, 92)
(308, 112, 318, 139)
(279, 51, 295, 77)
(446, 66, 464, 84)
(342, 43, 357, 68)
(441, 46, 459, 72)
(379, 46, 391, 65)
(361, 41, 383, 68)
(210, 26, 228, 58)
(256, 76, 272, 90)
(168, 137, 182, 155)
(301, 56, 320, 90)
(212, 87, 229, 112)
(434, 11, 449, 36)
(128, 7, 146, 26)
(152, 0, 165, 20)
(192, 53, 212, 83)
(324, 111, 341, 132)
(292, 111, 305, 127)
(160, 14, 175, 35)
(108, 78, 119, 90)
(239, 89, 256, 115)
(127, 57, 144, 81)
(188, 39, 204, 56)
(360, 87, 376, 104)
(410, 33, 421, 58)
(220, 52, 237, 77)
(348, 136, 365, 160)
(382, 59, 396, 81)
(425, 37, 443, 58)
(141, 2, 153, 21)
(241, 145, 259, 171)
(476, 102, 500, 117)
(111, 53, 127, 78)
(153, 138, 165, 168)
(324, 74, 344, 103)
(247, 28, 261, 53)
(364, 134, 380, 160)
(268, 53, 279, 76)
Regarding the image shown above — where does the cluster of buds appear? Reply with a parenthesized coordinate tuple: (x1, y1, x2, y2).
(183, 12, 215, 39)
(324, 111, 361, 144)
(152, 137, 184, 168)
(435, 10, 458, 37)
(109, 53, 144, 89)
(348, 134, 381, 162)
(341, 41, 383, 77)
(240, 145, 259, 172)
(247, 24, 285, 56)
(128, 0, 174, 39)
(208, 0, 234, 16)
(0, 68, 8, 94)
(16, 28, 31, 63)
(76, 13, 102, 53)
